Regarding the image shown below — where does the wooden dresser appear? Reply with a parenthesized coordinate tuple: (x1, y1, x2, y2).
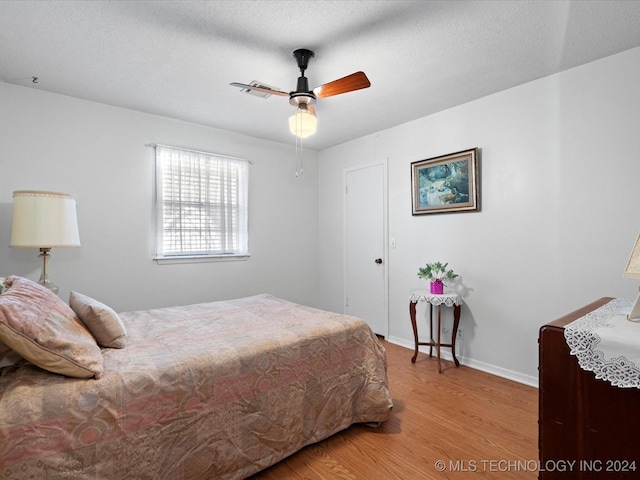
(538, 297, 640, 479)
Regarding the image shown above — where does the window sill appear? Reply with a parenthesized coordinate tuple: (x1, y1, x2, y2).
(154, 254, 250, 265)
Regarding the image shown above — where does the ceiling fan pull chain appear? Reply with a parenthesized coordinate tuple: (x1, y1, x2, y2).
(294, 114, 305, 177)
(299, 140, 304, 176)
(295, 135, 304, 177)
(299, 117, 304, 176)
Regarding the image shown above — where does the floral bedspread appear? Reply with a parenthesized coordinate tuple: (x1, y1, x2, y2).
(0, 294, 392, 479)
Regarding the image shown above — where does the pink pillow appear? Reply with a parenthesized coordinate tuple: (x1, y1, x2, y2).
(70, 291, 127, 348)
(0, 276, 103, 379)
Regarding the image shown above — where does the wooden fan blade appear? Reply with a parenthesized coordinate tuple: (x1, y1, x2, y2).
(313, 71, 370, 98)
(230, 82, 289, 97)
(308, 105, 317, 117)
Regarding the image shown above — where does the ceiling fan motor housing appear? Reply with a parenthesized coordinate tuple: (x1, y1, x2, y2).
(290, 49, 316, 107)
(290, 91, 316, 107)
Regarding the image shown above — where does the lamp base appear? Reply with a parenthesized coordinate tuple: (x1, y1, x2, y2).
(38, 248, 59, 295)
(627, 290, 640, 322)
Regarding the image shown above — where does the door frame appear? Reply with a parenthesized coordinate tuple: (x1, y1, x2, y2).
(343, 159, 389, 338)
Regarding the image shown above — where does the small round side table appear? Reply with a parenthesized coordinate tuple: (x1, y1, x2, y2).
(409, 291, 462, 373)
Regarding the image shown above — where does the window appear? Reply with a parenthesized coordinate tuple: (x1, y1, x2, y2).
(154, 145, 249, 261)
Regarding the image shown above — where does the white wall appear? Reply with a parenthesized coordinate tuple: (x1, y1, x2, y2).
(317, 46, 640, 384)
(0, 83, 319, 312)
(2, 46, 639, 385)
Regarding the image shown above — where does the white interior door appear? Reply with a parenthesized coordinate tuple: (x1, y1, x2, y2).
(345, 163, 387, 336)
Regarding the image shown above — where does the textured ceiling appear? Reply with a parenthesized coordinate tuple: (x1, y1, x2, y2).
(1, 0, 640, 150)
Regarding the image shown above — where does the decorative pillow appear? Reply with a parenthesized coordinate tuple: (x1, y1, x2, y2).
(0, 276, 103, 379)
(0, 280, 22, 369)
(69, 291, 127, 348)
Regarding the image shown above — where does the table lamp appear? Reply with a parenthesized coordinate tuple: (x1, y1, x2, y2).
(624, 233, 640, 321)
(10, 190, 80, 294)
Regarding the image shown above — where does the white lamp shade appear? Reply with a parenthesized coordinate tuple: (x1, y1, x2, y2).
(11, 190, 80, 248)
(289, 106, 317, 138)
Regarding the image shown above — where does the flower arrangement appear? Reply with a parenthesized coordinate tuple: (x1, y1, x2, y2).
(417, 262, 458, 294)
(417, 261, 458, 282)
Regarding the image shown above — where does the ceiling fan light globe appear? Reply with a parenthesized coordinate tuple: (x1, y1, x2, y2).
(289, 107, 317, 138)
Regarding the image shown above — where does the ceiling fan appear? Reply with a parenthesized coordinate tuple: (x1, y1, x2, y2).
(230, 48, 370, 138)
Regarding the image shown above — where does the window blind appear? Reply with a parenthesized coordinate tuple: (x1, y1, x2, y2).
(155, 145, 248, 258)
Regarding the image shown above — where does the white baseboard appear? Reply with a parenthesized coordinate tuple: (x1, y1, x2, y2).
(386, 336, 539, 388)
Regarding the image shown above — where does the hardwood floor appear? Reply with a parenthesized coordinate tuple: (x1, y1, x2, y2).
(250, 339, 538, 479)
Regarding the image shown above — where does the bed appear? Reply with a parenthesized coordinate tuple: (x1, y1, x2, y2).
(0, 276, 392, 479)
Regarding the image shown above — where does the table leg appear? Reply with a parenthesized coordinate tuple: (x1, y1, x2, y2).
(429, 303, 434, 358)
(451, 304, 461, 367)
(436, 305, 442, 373)
(410, 301, 419, 363)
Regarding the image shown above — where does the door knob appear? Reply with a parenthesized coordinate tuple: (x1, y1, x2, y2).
(375, 258, 383, 264)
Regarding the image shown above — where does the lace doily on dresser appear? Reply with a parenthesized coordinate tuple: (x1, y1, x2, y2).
(410, 292, 462, 307)
(564, 298, 639, 388)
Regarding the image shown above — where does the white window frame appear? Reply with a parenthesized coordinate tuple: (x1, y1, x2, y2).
(153, 144, 249, 264)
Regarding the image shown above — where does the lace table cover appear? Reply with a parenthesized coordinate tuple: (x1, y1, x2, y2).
(564, 298, 640, 388)
(410, 291, 462, 307)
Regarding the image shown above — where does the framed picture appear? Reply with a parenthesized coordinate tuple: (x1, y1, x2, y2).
(411, 148, 479, 215)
